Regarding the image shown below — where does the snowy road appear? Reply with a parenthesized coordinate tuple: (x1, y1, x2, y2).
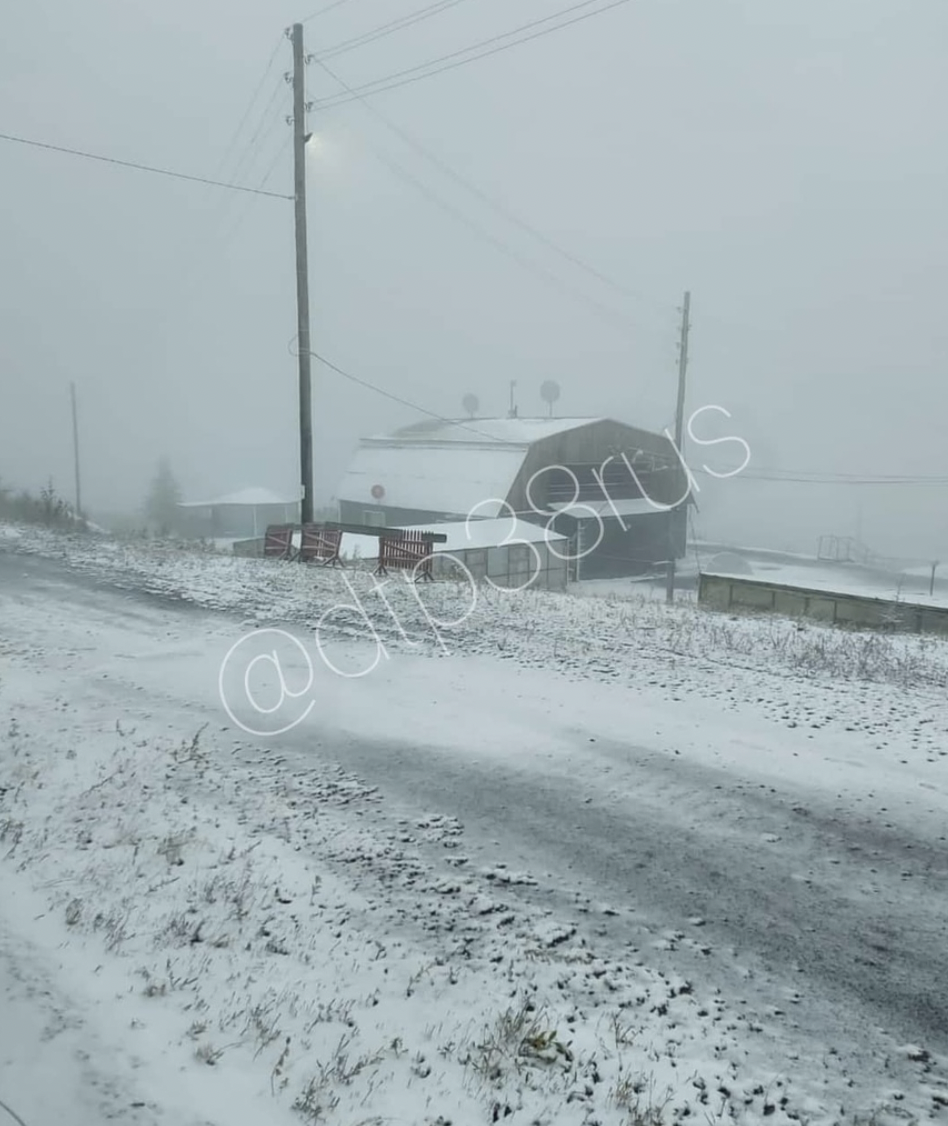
(2, 545, 948, 1119)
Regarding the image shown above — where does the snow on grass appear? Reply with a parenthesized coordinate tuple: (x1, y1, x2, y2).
(7, 524, 948, 697)
(3, 525, 948, 1123)
(1, 697, 854, 1125)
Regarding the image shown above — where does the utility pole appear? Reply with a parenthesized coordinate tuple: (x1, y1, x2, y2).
(665, 290, 691, 604)
(70, 381, 82, 519)
(292, 23, 314, 524)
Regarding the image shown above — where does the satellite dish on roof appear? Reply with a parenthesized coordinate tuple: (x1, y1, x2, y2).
(540, 380, 561, 417)
(462, 393, 479, 419)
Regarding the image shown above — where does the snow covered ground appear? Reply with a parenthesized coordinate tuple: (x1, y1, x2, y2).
(2, 524, 948, 1124)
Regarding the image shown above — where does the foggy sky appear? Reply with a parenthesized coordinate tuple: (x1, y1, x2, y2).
(2, 0, 946, 557)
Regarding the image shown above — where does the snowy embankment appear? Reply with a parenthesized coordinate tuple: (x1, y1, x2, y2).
(8, 524, 948, 693)
(2, 525, 948, 1124)
(2, 647, 824, 1126)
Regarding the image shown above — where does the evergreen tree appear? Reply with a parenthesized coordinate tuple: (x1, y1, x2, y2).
(145, 457, 182, 535)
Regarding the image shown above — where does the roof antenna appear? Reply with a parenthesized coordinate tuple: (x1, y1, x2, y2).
(508, 380, 518, 419)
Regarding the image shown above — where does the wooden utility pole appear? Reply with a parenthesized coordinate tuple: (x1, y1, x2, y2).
(292, 23, 314, 524)
(70, 381, 82, 518)
(664, 290, 691, 604)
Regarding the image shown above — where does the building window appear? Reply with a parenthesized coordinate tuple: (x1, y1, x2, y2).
(363, 510, 386, 528)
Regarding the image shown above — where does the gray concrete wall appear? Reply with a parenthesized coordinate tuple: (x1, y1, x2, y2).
(698, 573, 948, 635)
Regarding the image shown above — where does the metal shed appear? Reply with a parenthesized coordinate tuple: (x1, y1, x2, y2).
(341, 517, 569, 592)
(177, 487, 300, 539)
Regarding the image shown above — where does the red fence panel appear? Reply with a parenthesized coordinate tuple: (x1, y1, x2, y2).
(375, 529, 434, 580)
(263, 524, 295, 560)
(299, 524, 343, 566)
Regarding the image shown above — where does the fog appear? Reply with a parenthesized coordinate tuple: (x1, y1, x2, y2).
(2, 0, 946, 558)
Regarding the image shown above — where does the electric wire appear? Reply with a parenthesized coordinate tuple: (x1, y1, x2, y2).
(336, 121, 665, 344)
(226, 71, 291, 189)
(221, 133, 293, 246)
(297, 343, 943, 509)
(0, 1096, 28, 1126)
(214, 34, 285, 182)
(258, 133, 293, 190)
(314, 57, 676, 318)
(316, 0, 470, 62)
(0, 131, 292, 200)
(302, 0, 363, 23)
(313, 0, 633, 109)
(295, 342, 506, 442)
(692, 467, 948, 485)
(206, 72, 293, 260)
(302, 339, 948, 493)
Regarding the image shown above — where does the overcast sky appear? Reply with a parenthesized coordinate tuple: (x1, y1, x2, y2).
(2, 0, 946, 556)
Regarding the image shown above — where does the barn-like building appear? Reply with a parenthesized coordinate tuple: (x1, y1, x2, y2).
(336, 416, 690, 578)
(177, 487, 300, 540)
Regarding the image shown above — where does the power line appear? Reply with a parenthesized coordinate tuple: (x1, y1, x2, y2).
(317, 0, 470, 61)
(198, 50, 293, 261)
(312, 73, 664, 340)
(693, 467, 948, 486)
(305, 342, 948, 495)
(258, 133, 293, 190)
(214, 34, 285, 182)
(226, 71, 291, 188)
(307, 338, 948, 494)
(0, 131, 293, 200)
(296, 341, 504, 441)
(315, 56, 676, 319)
(201, 68, 293, 268)
(0, 1096, 29, 1126)
(217, 133, 293, 248)
(758, 469, 948, 482)
(350, 129, 659, 342)
(314, 0, 633, 109)
(302, 0, 362, 23)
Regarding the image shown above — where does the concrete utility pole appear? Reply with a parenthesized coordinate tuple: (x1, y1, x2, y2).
(70, 381, 82, 518)
(292, 22, 314, 524)
(665, 290, 691, 604)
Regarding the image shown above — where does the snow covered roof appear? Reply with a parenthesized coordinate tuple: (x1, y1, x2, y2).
(178, 487, 300, 509)
(340, 417, 670, 517)
(369, 417, 605, 447)
(337, 444, 527, 517)
(416, 517, 567, 552)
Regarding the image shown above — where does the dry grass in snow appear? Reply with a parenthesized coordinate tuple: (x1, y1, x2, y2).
(0, 701, 881, 1125)
(7, 524, 948, 696)
(2, 525, 946, 1124)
